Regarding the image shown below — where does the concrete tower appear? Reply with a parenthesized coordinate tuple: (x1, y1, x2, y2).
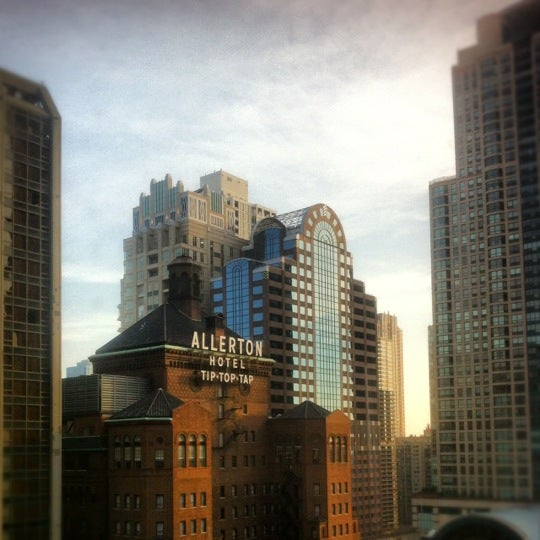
(422, 1, 540, 532)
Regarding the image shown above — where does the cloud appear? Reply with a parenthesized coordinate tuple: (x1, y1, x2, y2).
(1, 0, 516, 432)
(62, 264, 121, 284)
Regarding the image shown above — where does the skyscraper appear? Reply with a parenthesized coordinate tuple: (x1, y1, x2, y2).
(119, 170, 275, 330)
(0, 69, 61, 539)
(377, 312, 405, 531)
(212, 203, 383, 538)
(429, 0, 540, 508)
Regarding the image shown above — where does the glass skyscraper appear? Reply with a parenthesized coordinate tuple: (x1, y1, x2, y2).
(429, 0, 540, 503)
(0, 69, 62, 539)
(212, 203, 383, 538)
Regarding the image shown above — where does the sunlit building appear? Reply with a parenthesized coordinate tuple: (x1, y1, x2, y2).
(377, 313, 405, 531)
(119, 170, 275, 330)
(426, 0, 540, 526)
(62, 257, 358, 539)
(212, 203, 382, 538)
(0, 68, 61, 539)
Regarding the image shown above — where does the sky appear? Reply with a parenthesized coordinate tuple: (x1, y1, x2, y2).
(1, 0, 513, 435)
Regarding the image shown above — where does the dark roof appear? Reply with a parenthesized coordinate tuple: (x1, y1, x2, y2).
(276, 401, 331, 420)
(95, 304, 198, 354)
(107, 388, 183, 421)
(95, 304, 240, 355)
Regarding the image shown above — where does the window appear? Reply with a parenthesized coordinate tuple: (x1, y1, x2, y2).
(201, 518, 207, 533)
(135, 522, 141, 536)
(114, 437, 121, 467)
(200, 492, 207, 506)
(190, 520, 197, 534)
(114, 494, 120, 509)
(133, 435, 142, 467)
(180, 493, 186, 508)
(190, 492, 196, 507)
(178, 435, 186, 467)
(180, 521, 186, 536)
(156, 494, 164, 509)
(155, 449, 165, 468)
(124, 436, 132, 467)
(199, 434, 207, 466)
(313, 483, 320, 496)
(125, 494, 131, 509)
(188, 435, 196, 467)
(156, 522, 164, 538)
(134, 495, 140, 509)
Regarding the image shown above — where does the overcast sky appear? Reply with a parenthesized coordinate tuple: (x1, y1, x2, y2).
(1, 0, 513, 435)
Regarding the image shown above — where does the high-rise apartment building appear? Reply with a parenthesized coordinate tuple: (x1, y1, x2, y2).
(396, 429, 433, 526)
(429, 0, 540, 505)
(0, 69, 61, 539)
(211, 204, 383, 538)
(119, 170, 274, 330)
(377, 312, 405, 531)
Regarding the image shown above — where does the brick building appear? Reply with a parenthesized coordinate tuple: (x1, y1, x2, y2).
(62, 256, 357, 539)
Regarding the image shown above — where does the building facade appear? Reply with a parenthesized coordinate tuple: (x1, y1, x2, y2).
(212, 204, 382, 538)
(63, 257, 356, 540)
(429, 0, 540, 505)
(119, 170, 275, 330)
(396, 429, 433, 527)
(66, 358, 93, 377)
(377, 313, 405, 531)
(0, 68, 61, 539)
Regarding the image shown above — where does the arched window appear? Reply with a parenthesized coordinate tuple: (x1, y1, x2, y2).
(133, 435, 142, 468)
(342, 437, 348, 462)
(113, 436, 121, 467)
(188, 434, 196, 467)
(199, 434, 207, 467)
(336, 436, 342, 462)
(328, 436, 335, 463)
(178, 435, 186, 467)
(123, 436, 132, 468)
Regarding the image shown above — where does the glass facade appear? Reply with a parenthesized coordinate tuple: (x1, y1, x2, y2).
(0, 69, 61, 539)
(312, 221, 341, 412)
(212, 203, 382, 538)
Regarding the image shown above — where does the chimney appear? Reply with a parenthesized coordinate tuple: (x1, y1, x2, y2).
(205, 313, 225, 338)
(167, 256, 202, 321)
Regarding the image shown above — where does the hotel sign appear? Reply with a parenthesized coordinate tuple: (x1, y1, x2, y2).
(191, 332, 263, 385)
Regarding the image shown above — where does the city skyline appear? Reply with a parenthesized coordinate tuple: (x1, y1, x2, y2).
(0, 0, 514, 436)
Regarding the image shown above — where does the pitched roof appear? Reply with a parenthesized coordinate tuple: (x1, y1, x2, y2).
(94, 303, 241, 355)
(107, 388, 183, 421)
(95, 304, 199, 354)
(276, 400, 331, 420)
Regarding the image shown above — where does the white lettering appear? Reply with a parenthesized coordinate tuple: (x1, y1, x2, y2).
(192, 331, 262, 357)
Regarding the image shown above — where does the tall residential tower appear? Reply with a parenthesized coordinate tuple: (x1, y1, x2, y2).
(0, 69, 61, 539)
(428, 0, 540, 515)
